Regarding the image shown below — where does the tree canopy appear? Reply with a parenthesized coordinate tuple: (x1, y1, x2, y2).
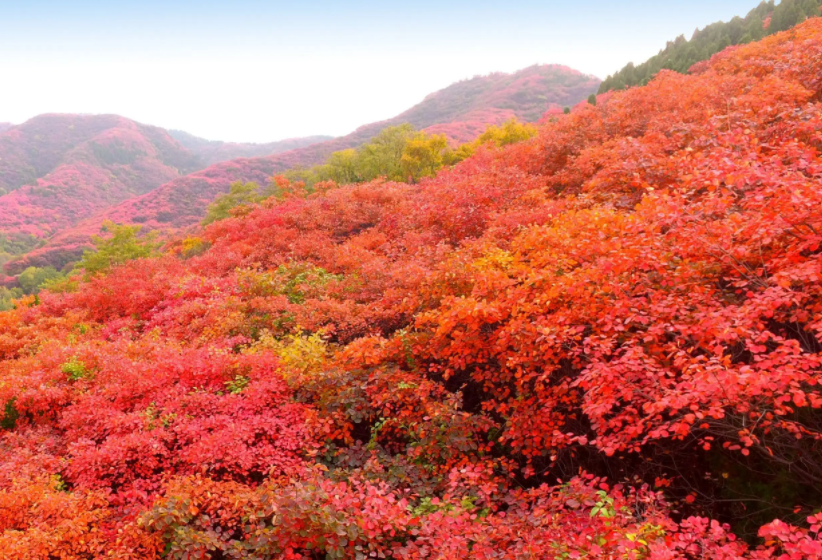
(599, 0, 822, 94)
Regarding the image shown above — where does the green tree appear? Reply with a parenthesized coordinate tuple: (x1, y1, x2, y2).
(78, 221, 159, 277)
(324, 149, 360, 184)
(0, 286, 23, 311)
(202, 181, 263, 226)
(17, 266, 63, 295)
(356, 124, 416, 181)
(285, 124, 432, 187)
(597, 0, 822, 95)
(587, 94, 597, 106)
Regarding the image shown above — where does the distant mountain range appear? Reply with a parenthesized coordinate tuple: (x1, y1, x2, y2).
(168, 130, 334, 166)
(1, 64, 600, 273)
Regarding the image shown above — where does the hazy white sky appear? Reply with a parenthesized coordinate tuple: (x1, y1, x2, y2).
(0, 1, 762, 142)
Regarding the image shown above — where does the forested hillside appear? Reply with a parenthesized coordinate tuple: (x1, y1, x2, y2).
(0, 115, 204, 273)
(0, 114, 202, 198)
(2, 19, 822, 558)
(394, 64, 598, 141)
(599, 0, 822, 93)
(10, 65, 598, 275)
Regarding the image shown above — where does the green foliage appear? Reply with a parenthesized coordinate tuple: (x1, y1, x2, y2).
(599, 0, 822, 94)
(1, 398, 19, 430)
(283, 120, 540, 191)
(225, 375, 250, 395)
(202, 181, 265, 226)
(61, 357, 90, 381)
(17, 266, 63, 295)
(356, 124, 417, 181)
(563, 106, 571, 114)
(40, 273, 80, 294)
(400, 132, 449, 183)
(588, 93, 597, 106)
(78, 221, 159, 277)
(286, 125, 453, 187)
(476, 118, 537, 147)
(0, 266, 66, 311)
(0, 233, 42, 267)
(0, 286, 23, 311)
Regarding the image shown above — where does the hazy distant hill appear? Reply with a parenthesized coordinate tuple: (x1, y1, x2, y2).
(185, 64, 600, 175)
(0, 114, 203, 247)
(168, 130, 334, 166)
(0, 114, 201, 198)
(5, 65, 600, 273)
(0, 115, 331, 270)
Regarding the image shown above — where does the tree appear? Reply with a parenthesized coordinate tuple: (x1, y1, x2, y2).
(400, 132, 449, 183)
(202, 181, 264, 226)
(587, 94, 597, 106)
(0, 286, 22, 311)
(357, 124, 416, 181)
(17, 266, 63, 295)
(324, 149, 360, 184)
(77, 221, 159, 277)
(598, 0, 821, 94)
(448, 118, 538, 163)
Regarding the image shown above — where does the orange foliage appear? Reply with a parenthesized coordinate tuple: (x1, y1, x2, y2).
(3, 20, 822, 558)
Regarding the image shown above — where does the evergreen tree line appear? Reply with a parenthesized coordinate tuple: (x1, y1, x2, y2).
(599, 0, 822, 94)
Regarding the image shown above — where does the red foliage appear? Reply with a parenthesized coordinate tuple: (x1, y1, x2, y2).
(15, 65, 597, 272)
(4, 21, 822, 559)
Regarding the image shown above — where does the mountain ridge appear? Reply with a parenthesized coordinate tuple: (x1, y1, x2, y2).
(168, 130, 335, 166)
(5, 63, 600, 273)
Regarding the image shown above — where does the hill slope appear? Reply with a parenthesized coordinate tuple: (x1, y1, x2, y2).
(168, 130, 335, 166)
(0, 116, 333, 271)
(598, 0, 822, 93)
(2, 19, 822, 557)
(11, 64, 599, 272)
(0, 115, 204, 251)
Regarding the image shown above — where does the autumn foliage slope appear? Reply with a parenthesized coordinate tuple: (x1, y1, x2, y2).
(3, 21, 822, 558)
(13, 65, 599, 273)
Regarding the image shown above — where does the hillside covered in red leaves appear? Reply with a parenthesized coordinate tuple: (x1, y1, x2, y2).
(11, 64, 598, 273)
(0, 114, 203, 238)
(0, 116, 335, 273)
(2, 19, 822, 559)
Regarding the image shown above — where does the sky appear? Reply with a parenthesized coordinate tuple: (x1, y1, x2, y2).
(0, 0, 764, 142)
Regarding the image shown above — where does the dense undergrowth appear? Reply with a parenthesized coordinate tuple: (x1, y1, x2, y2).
(2, 20, 822, 559)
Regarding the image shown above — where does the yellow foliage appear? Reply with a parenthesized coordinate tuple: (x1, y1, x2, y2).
(450, 118, 538, 164)
(400, 132, 449, 183)
(247, 330, 330, 378)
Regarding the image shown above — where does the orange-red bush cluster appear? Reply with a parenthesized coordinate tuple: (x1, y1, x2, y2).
(3, 21, 822, 559)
